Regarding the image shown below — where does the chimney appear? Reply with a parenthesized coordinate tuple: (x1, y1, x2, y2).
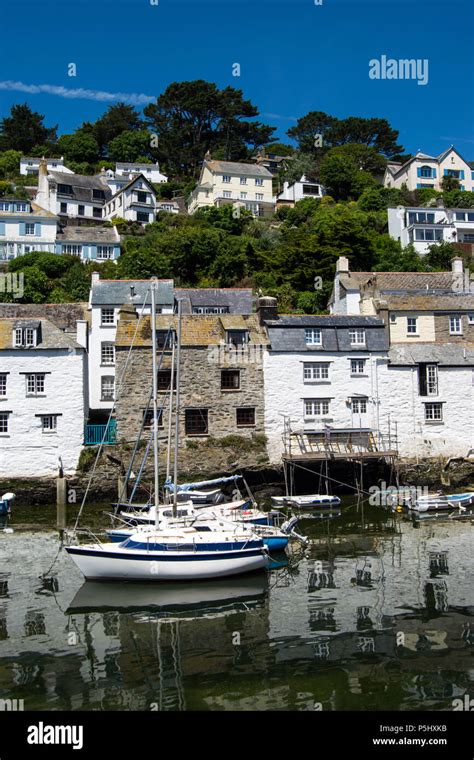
(257, 296, 278, 325)
(336, 256, 350, 273)
(451, 257, 463, 274)
(91, 272, 100, 285)
(76, 319, 88, 349)
(119, 303, 138, 322)
(36, 158, 50, 210)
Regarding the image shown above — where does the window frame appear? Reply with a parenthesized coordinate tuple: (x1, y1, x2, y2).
(449, 315, 462, 335)
(304, 327, 322, 346)
(303, 362, 329, 381)
(185, 408, 209, 436)
(101, 342, 115, 366)
(221, 369, 241, 390)
(236, 407, 256, 427)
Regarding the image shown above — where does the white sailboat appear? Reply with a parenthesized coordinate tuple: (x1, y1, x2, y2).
(66, 281, 269, 581)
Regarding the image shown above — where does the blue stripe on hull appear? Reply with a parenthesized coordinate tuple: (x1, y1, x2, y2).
(66, 547, 266, 562)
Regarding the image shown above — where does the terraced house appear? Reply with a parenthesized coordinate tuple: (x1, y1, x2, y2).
(114, 307, 268, 445)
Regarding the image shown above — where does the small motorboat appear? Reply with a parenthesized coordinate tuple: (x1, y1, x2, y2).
(271, 494, 341, 509)
(408, 491, 474, 513)
(0, 493, 15, 516)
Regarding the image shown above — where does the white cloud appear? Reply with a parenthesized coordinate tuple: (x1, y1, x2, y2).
(0, 80, 155, 106)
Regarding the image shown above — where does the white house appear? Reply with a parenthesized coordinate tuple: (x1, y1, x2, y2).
(277, 175, 325, 207)
(87, 274, 175, 415)
(0, 317, 88, 476)
(263, 315, 390, 463)
(0, 199, 58, 260)
(20, 156, 73, 176)
(35, 161, 111, 221)
(388, 205, 474, 254)
(156, 199, 180, 215)
(55, 225, 121, 262)
(188, 155, 275, 217)
(102, 174, 157, 225)
(384, 147, 474, 192)
(115, 162, 168, 184)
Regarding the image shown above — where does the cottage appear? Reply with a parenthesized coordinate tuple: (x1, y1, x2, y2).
(0, 199, 57, 260)
(0, 317, 87, 476)
(20, 156, 73, 177)
(102, 174, 157, 225)
(35, 160, 111, 221)
(55, 225, 121, 262)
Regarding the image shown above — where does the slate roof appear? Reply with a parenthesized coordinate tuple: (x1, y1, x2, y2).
(382, 294, 474, 311)
(90, 279, 174, 307)
(205, 160, 273, 178)
(0, 318, 83, 350)
(389, 343, 474, 366)
(338, 271, 458, 293)
(175, 288, 254, 314)
(116, 314, 268, 348)
(0, 303, 88, 330)
(56, 226, 120, 244)
(0, 200, 57, 219)
(266, 315, 388, 352)
(49, 171, 112, 203)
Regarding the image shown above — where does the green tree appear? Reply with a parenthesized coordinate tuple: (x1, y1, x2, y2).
(440, 175, 460, 192)
(287, 111, 338, 153)
(108, 130, 153, 162)
(58, 131, 100, 164)
(0, 150, 22, 179)
(0, 104, 57, 153)
(425, 241, 460, 270)
(319, 152, 359, 200)
(92, 103, 143, 156)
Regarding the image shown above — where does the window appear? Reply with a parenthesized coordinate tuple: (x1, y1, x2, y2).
(454, 211, 474, 222)
(419, 166, 434, 178)
(349, 329, 365, 345)
(255, 178, 264, 186)
(351, 359, 366, 375)
(185, 408, 208, 435)
(0, 202, 9, 211)
(15, 202, 28, 212)
(221, 369, 240, 390)
(0, 374, 7, 396)
(468, 314, 474, 325)
(101, 308, 115, 325)
(408, 211, 435, 224)
(226, 330, 248, 347)
(63, 244, 82, 256)
(58, 184, 73, 195)
(303, 362, 329, 381)
(236, 407, 255, 427)
(418, 363, 438, 396)
(414, 228, 442, 241)
(78, 205, 85, 216)
(157, 369, 175, 391)
(304, 399, 330, 417)
(305, 328, 322, 345)
(0, 412, 9, 434)
(407, 317, 418, 335)
(60, 203, 67, 214)
(156, 330, 174, 349)
(223, 191, 232, 199)
(101, 376, 115, 401)
(302, 184, 321, 196)
(41, 415, 57, 432)
(136, 191, 147, 203)
(101, 342, 115, 365)
(240, 177, 247, 185)
(137, 212, 149, 223)
(222, 175, 231, 183)
(143, 408, 163, 429)
(351, 398, 367, 414)
(14, 327, 36, 347)
(240, 192, 247, 199)
(92, 189, 105, 200)
(424, 403, 443, 422)
(25, 223, 35, 236)
(192, 306, 229, 315)
(445, 169, 461, 178)
(256, 193, 264, 201)
(93, 207, 102, 219)
(97, 246, 114, 259)
(449, 315, 462, 335)
(26, 374, 45, 395)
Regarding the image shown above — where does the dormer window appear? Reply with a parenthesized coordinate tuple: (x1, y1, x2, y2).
(226, 330, 248, 347)
(349, 329, 365, 346)
(14, 326, 37, 347)
(58, 184, 73, 195)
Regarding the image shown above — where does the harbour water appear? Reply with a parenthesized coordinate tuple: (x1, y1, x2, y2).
(0, 499, 473, 711)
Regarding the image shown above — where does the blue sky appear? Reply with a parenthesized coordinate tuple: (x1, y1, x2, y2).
(1, 0, 473, 158)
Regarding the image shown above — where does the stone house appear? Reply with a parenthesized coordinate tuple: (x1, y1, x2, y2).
(114, 308, 269, 446)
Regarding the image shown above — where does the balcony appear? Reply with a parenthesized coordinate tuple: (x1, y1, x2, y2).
(84, 420, 117, 445)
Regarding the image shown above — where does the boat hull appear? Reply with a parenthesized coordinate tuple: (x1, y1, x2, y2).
(106, 528, 288, 552)
(66, 545, 269, 581)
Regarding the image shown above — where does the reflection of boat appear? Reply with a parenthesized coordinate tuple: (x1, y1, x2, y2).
(271, 494, 341, 509)
(66, 574, 269, 615)
(0, 492, 15, 516)
(409, 492, 474, 513)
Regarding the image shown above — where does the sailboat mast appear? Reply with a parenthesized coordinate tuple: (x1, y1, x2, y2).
(172, 299, 182, 519)
(165, 337, 175, 498)
(151, 279, 160, 523)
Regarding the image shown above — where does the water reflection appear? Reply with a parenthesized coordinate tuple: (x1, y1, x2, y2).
(0, 503, 473, 711)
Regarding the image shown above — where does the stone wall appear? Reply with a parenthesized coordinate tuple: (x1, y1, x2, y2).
(434, 313, 474, 342)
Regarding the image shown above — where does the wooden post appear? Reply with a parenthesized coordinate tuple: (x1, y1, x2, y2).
(56, 477, 67, 531)
(118, 475, 127, 504)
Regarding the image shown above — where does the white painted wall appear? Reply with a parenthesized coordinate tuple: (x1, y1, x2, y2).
(384, 149, 474, 192)
(20, 157, 73, 176)
(115, 163, 168, 184)
(188, 162, 275, 215)
(0, 348, 87, 476)
(0, 216, 57, 259)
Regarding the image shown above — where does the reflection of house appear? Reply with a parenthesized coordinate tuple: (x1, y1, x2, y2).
(384, 146, 473, 191)
(115, 309, 269, 443)
(0, 317, 87, 476)
(388, 204, 474, 254)
(277, 174, 325, 208)
(0, 198, 57, 260)
(188, 155, 275, 217)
